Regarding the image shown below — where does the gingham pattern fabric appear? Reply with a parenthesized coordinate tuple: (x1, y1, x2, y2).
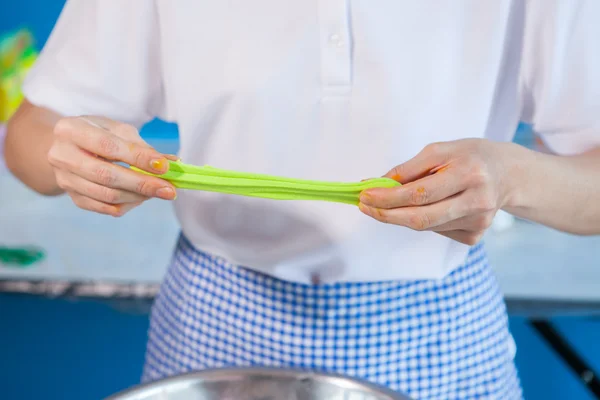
(143, 235, 522, 400)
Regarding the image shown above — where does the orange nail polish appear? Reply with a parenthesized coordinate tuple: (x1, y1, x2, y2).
(150, 158, 167, 171)
(391, 174, 402, 182)
(112, 205, 123, 217)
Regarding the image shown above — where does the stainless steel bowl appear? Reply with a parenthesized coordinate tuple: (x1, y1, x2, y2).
(106, 368, 413, 400)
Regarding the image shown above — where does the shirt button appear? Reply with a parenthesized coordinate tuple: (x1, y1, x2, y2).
(329, 33, 343, 48)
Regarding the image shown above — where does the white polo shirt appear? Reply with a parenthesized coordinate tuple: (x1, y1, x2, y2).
(23, 0, 600, 283)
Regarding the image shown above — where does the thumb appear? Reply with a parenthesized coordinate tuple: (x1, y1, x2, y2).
(385, 142, 451, 184)
(79, 116, 179, 161)
(109, 122, 180, 161)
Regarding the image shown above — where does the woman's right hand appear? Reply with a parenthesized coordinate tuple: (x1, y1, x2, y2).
(47, 116, 178, 217)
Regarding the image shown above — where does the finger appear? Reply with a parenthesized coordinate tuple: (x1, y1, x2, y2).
(358, 195, 468, 230)
(78, 120, 180, 165)
(53, 146, 177, 200)
(79, 116, 180, 161)
(77, 155, 177, 200)
(360, 165, 465, 209)
(69, 192, 127, 217)
(432, 213, 495, 232)
(54, 117, 171, 174)
(436, 230, 484, 246)
(56, 170, 148, 204)
(384, 142, 454, 184)
(79, 116, 148, 145)
(78, 116, 120, 132)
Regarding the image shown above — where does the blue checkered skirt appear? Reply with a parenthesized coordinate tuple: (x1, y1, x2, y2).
(143, 235, 522, 399)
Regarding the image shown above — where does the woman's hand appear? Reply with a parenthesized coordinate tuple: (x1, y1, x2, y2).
(359, 139, 517, 245)
(47, 116, 178, 217)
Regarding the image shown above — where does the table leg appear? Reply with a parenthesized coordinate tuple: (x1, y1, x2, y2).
(530, 319, 600, 398)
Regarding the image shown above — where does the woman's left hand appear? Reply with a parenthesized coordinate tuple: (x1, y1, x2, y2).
(359, 139, 517, 245)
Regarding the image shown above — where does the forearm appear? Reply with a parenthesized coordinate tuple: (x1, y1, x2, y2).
(4, 100, 63, 196)
(503, 143, 600, 235)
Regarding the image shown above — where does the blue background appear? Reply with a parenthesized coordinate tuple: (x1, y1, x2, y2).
(2, 2, 600, 399)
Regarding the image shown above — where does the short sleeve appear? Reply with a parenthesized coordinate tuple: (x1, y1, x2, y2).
(520, 0, 600, 155)
(22, 0, 166, 128)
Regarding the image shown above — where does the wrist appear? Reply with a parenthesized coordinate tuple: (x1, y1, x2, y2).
(498, 142, 540, 210)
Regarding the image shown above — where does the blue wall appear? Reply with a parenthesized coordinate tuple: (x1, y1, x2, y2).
(1, 1, 65, 48)
(2, 2, 600, 399)
(2, 293, 600, 399)
(0, 294, 150, 399)
(1, 0, 179, 141)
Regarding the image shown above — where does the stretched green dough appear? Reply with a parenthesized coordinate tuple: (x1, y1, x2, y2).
(131, 161, 400, 205)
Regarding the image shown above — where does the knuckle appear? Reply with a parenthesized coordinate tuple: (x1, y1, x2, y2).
(367, 207, 390, 224)
(53, 118, 74, 138)
(391, 165, 404, 178)
(467, 162, 489, 186)
(95, 166, 116, 186)
(100, 187, 120, 204)
(408, 212, 431, 231)
(424, 142, 443, 157)
(135, 178, 155, 197)
(132, 148, 150, 168)
(98, 135, 120, 156)
(409, 187, 429, 206)
(376, 208, 390, 224)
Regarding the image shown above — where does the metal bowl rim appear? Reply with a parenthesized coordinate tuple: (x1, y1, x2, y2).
(105, 367, 409, 399)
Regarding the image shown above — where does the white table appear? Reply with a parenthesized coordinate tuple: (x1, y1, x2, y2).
(2, 155, 600, 305)
(0, 139, 180, 297)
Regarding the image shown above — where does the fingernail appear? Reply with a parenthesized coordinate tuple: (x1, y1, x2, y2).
(150, 158, 167, 172)
(111, 205, 124, 218)
(156, 187, 175, 200)
(391, 174, 402, 182)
